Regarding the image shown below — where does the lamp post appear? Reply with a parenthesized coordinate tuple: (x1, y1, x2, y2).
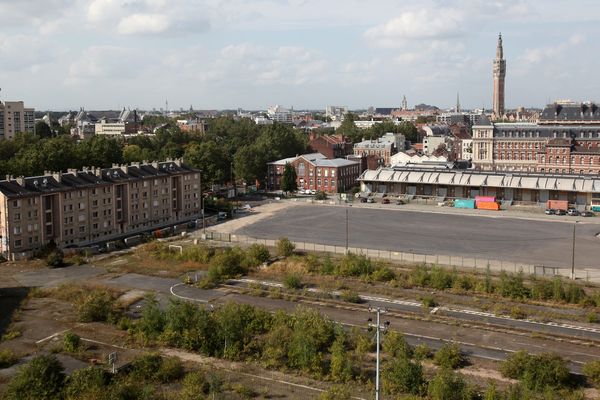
(368, 307, 389, 400)
(345, 204, 352, 253)
(571, 220, 579, 279)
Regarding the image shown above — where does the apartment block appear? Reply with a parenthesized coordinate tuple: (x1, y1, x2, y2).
(0, 159, 201, 260)
(0, 101, 35, 140)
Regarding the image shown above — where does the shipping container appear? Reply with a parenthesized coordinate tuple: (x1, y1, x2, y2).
(476, 201, 500, 210)
(454, 199, 476, 209)
(547, 200, 569, 210)
(475, 196, 496, 203)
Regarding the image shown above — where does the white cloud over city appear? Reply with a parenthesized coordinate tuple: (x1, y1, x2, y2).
(0, 0, 599, 110)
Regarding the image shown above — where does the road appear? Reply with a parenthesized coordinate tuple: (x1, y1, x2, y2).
(237, 204, 600, 269)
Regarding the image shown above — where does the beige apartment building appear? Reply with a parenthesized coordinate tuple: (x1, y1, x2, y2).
(0, 101, 35, 140)
(0, 159, 201, 260)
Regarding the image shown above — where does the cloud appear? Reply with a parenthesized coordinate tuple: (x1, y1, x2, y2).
(0, 34, 57, 71)
(364, 8, 465, 47)
(65, 46, 143, 85)
(117, 13, 171, 35)
(519, 34, 586, 65)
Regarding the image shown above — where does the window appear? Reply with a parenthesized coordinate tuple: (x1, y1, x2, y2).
(13, 227, 21, 234)
(15, 239, 21, 248)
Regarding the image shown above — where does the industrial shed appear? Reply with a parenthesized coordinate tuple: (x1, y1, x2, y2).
(358, 167, 600, 209)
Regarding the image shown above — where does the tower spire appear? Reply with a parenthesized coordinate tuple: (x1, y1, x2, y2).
(455, 92, 461, 113)
(493, 33, 506, 119)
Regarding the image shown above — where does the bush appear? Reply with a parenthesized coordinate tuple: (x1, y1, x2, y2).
(276, 237, 295, 257)
(337, 253, 373, 277)
(0, 348, 17, 368)
(283, 273, 304, 289)
(409, 265, 430, 287)
(208, 247, 245, 279)
(4, 354, 65, 400)
(498, 272, 529, 299)
(500, 351, 571, 391)
(314, 191, 328, 200)
(339, 290, 361, 303)
(371, 266, 396, 282)
(427, 369, 469, 400)
(77, 291, 117, 322)
(65, 367, 110, 399)
(433, 343, 464, 369)
(429, 267, 455, 290)
(63, 332, 81, 353)
(245, 244, 270, 266)
(46, 249, 65, 268)
(383, 358, 425, 395)
(318, 384, 352, 400)
(181, 371, 210, 400)
(130, 353, 163, 381)
(156, 357, 184, 383)
(413, 344, 432, 361)
(382, 331, 413, 359)
(583, 360, 600, 388)
(421, 295, 437, 308)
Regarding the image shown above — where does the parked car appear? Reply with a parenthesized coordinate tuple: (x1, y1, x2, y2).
(396, 199, 405, 205)
(545, 209, 556, 215)
(567, 208, 580, 216)
(360, 197, 367, 203)
(581, 211, 595, 217)
(366, 197, 375, 203)
(382, 198, 390, 204)
(555, 209, 567, 215)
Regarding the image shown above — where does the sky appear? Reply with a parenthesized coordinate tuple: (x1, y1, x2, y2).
(1, 0, 600, 111)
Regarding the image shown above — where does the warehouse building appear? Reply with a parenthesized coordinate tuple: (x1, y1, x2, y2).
(358, 166, 600, 210)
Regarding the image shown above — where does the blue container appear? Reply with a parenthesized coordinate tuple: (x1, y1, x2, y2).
(454, 199, 476, 209)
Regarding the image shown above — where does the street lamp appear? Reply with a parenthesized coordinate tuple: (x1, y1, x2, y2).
(345, 204, 352, 253)
(368, 307, 389, 400)
(571, 220, 579, 280)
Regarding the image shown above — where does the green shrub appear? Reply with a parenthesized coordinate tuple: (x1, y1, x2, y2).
(583, 360, 600, 388)
(509, 306, 527, 319)
(433, 343, 464, 369)
(208, 247, 245, 278)
(320, 255, 336, 275)
(276, 237, 295, 257)
(283, 273, 304, 289)
(339, 290, 361, 303)
(337, 253, 373, 277)
(65, 367, 110, 400)
(181, 370, 210, 400)
(409, 265, 430, 287)
(498, 272, 529, 299)
(46, 249, 65, 268)
(156, 357, 184, 383)
(429, 266, 455, 290)
(130, 353, 163, 381)
(382, 331, 412, 359)
(383, 358, 424, 395)
(4, 354, 65, 400)
(63, 332, 81, 353)
(314, 191, 328, 200)
(427, 369, 469, 400)
(0, 348, 18, 368)
(421, 295, 437, 308)
(500, 351, 571, 391)
(245, 244, 270, 266)
(371, 266, 396, 282)
(77, 291, 117, 322)
(413, 344, 432, 361)
(318, 384, 352, 400)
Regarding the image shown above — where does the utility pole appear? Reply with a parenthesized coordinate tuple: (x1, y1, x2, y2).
(368, 307, 389, 400)
(571, 221, 578, 279)
(345, 208, 349, 252)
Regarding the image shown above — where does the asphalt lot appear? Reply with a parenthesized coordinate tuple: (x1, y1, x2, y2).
(237, 204, 600, 269)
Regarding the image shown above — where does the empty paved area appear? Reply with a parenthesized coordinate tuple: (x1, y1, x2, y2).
(237, 205, 600, 269)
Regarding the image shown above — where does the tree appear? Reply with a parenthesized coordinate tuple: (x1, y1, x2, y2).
(281, 163, 298, 194)
(65, 367, 110, 400)
(4, 354, 66, 400)
(336, 113, 361, 143)
(329, 333, 353, 382)
(382, 331, 413, 359)
(500, 351, 571, 391)
(184, 141, 230, 187)
(382, 358, 425, 395)
(46, 249, 65, 268)
(35, 121, 53, 138)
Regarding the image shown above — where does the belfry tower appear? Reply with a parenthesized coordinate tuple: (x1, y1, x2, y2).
(492, 33, 506, 118)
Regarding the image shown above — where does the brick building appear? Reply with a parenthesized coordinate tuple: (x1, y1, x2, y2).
(267, 153, 360, 193)
(0, 159, 201, 260)
(472, 102, 600, 173)
(307, 133, 352, 159)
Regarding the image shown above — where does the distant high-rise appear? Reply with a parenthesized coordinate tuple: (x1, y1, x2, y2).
(493, 33, 506, 118)
(0, 101, 35, 140)
(401, 95, 408, 111)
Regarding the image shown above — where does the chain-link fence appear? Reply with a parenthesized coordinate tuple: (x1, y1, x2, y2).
(199, 231, 600, 282)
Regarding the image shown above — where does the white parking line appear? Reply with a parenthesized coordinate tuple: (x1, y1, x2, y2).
(169, 283, 208, 303)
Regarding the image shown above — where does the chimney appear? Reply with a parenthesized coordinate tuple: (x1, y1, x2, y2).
(52, 172, 62, 183)
(152, 161, 159, 169)
(16, 176, 25, 186)
(174, 159, 182, 167)
(4, 175, 9, 181)
(120, 165, 129, 174)
(94, 168, 102, 177)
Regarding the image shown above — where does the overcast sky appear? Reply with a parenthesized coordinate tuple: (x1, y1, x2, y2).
(1, 0, 599, 111)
